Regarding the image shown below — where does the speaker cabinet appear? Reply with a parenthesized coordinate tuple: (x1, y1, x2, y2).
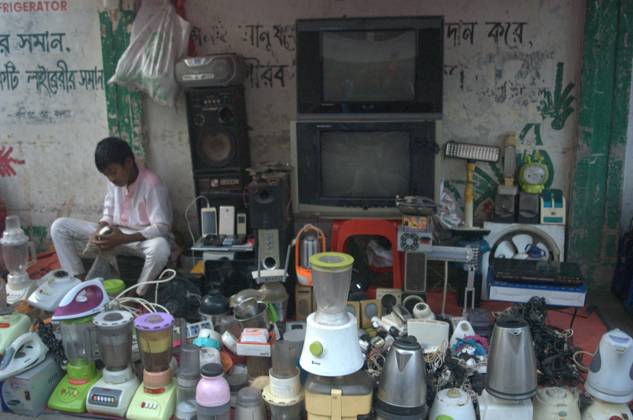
(404, 252, 427, 293)
(186, 86, 250, 175)
(247, 173, 290, 229)
(376, 288, 402, 316)
(360, 299, 379, 329)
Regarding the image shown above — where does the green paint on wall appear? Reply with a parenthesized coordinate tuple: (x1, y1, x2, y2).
(538, 62, 576, 130)
(518, 123, 543, 146)
(99, 8, 145, 157)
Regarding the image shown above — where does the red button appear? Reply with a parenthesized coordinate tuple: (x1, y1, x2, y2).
(141, 402, 145, 408)
(0, 323, 10, 328)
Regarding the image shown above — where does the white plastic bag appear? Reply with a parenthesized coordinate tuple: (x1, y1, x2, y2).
(367, 239, 393, 268)
(109, 0, 191, 106)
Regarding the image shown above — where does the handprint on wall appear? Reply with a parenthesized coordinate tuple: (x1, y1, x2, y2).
(538, 62, 576, 130)
(0, 146, 25, 177)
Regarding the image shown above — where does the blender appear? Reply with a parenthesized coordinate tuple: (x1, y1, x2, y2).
(263, 341, 304, 419)
(300, 252, 364, 376)
(48, 316, 102, 413)
(1, 215, 36, 304)
(127, 312, 177, 420)
(299, 252, 372, 420)
(86, 310, 139, 417)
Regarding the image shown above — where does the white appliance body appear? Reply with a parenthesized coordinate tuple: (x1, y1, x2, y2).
(28, 269, 81, 312)
(582, 399, 633, 420)
(86, 366, 140, 417)
(479, 389, 533, 420)
(533, 387, 581, 420)
(586, 329, 633, 403)
(429, 388, 476, 420)
(299, 313, 363, 377)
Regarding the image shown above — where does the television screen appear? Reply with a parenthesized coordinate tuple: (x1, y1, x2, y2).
(322, 30, 416, 102)
(320, 131, 410, 197)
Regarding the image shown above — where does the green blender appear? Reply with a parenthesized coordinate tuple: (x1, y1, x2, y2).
(48, 316, 101, 413)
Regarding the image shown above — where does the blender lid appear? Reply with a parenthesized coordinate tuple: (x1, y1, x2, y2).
(437, 388, 470, 405)
(201, 362, 224, 377)
(134, 312, 174, 331)
(0, 215, 28, 246)
(103, 279, 126, 296)
(309, 252, 354, 271)
(199, 293, 230, 315)
(94, 310, 133, 328)
(237, 387, 263, 406)
(496, 317, 528, 329)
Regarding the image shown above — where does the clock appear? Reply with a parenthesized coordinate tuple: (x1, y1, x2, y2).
(519, 153, 549, 194)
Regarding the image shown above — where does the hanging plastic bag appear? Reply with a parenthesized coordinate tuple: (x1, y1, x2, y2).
(109, 0, 192, 106)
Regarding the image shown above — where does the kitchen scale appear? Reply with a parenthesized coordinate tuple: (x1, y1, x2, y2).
(127, 312, 177, 420)
(48, 316, 101, 413)
(86, 310, 139, 417)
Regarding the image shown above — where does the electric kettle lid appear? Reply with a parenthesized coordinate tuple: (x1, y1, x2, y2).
(496, 317, 528, 329)
(437, 388, 470, 405)
(395, 335, 421, 351)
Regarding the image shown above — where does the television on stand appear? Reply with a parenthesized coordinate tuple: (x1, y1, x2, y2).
(290, 120, 440, 218)
(296, 16, 443, 118)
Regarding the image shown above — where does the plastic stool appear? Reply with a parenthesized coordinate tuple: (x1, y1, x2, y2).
(330, 219, 402, 289)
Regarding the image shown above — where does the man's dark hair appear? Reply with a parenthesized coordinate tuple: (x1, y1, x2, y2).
(95, 137, 135, 172)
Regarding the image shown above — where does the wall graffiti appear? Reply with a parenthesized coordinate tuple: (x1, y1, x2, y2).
(0, 146, 25, 177)
(8, 106, 72, 123)
(244, 57, 289, 89)
(538, 62, 575, 130)
(445, 20, 528, 48)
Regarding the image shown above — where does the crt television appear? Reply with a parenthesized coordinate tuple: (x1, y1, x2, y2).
(296, 16, 444, 117)
(291, 120, 438, 217)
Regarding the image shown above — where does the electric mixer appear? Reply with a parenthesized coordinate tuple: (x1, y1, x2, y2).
(86, 310, 140, 417)
(299, 252, 372, 419)
(127, 312, 177, 420)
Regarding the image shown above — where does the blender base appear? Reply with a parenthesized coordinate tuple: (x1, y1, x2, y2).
(48, 371, 102, 414)
(126, 379, 177, 420)
(478, 390, 533, 420)
(86, 366, 140, 417)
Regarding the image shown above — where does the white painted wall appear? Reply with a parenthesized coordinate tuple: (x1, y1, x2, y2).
(0, 0, 585, 247)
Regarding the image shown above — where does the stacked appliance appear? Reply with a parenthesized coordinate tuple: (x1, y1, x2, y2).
(177, 54, 251, 240)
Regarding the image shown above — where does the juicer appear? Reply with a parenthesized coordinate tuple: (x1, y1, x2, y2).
(299, 252, 364, 377)
(262, 341, 304, 419)
(1, 215, 36, 304)
(48, 316, 102, 413)
(127, 312, 177, 420)
(86, 310, 139, 417)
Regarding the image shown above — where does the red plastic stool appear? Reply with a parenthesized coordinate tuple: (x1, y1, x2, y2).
(330, 219, 402, 289)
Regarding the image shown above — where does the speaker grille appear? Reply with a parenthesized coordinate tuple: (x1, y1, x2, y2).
(404, 252, 427, 293)
(197, 130, 235, 167)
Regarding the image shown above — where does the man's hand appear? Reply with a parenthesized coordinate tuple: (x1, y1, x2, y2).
(92, 226, 128, 251)
(89, 222, 110, 246)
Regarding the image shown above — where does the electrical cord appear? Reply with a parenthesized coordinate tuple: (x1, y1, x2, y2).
(184, 195, 211, 244)
(108, 268, 177, 315)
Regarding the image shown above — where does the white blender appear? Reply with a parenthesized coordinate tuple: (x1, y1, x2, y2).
(86, 310, 139, 417)
(28, 269, 81, 312)
(300, 252, 373, 420)
(582, 329, 633, 419)
(1, 215, 36, 304)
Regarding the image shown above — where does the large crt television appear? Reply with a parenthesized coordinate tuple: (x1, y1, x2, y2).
(296, 16, 444, 117)
(291, 120, 438, 217)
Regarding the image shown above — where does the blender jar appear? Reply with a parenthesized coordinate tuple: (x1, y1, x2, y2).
(0, 215, 30, 274)
(134, 312, 175, 373)
(310, 252, 355, 325)
(61, 316, 98, 378)
(93, 310, 133, 371)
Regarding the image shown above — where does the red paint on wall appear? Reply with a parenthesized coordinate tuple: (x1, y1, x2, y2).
(0, 146, 25, 176)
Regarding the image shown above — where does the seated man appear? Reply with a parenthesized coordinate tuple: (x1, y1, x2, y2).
(51, 137, 172, 296)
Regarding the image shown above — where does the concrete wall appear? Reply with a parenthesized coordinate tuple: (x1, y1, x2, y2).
(0, 0, 585, 247)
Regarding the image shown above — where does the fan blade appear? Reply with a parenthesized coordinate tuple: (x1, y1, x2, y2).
(494, 240, 515, 258)
(535, 242, 550, 260)
(511, 233, 532, 254)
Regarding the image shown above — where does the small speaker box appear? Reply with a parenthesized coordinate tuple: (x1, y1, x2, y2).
(376, 288, 402, 316)
(360, 300, 379, 329)
(404, 252, 427, 293)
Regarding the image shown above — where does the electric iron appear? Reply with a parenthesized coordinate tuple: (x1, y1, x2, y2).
(52, 278, 109, 321)
(28, 269, 81, 312)
(0, 332, 48, 381)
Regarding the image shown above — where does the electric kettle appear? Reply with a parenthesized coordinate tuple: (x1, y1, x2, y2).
(375, 335, 427, 419)
(486, 317, 537, 400)
(586, 329, 633, 403)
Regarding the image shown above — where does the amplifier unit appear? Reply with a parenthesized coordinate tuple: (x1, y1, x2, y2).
(176, 54, 247, 88)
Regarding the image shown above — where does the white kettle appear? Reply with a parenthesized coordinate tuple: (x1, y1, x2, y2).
(429, 388, 476, 420)
(532, 387, 581, 420)
(586, 329, 633, 403)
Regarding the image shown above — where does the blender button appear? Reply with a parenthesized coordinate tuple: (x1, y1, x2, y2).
(141, 402, 145, 408)
(309, 341, 324, 357)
